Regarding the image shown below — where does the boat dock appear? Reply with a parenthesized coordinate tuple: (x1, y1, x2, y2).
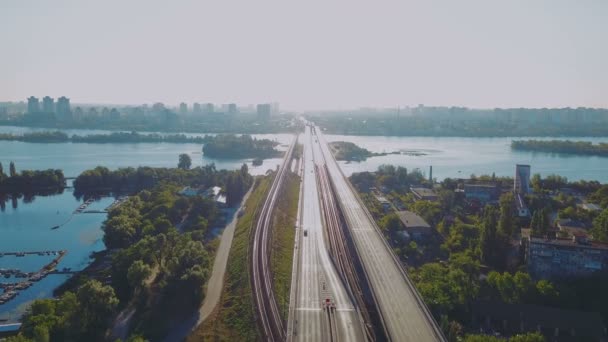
(73, 198, 95, 214)
(72, 196, 128, 215)
(0, 250, 67, 306)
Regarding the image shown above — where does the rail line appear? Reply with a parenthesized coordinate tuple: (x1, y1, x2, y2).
(251, 136, 297, 341)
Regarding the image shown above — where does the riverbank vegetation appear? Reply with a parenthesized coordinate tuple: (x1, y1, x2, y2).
(189, 176, 272, 341)
(512, 139, 608, 157)
(349, 165, 608, 341)
(329, 141, 373, 161)
(73, 164, 252, 206)
(202, 134, 282, 159)
(307, 107, 608, 137)
(0, 161, 65, 193)
(0, 131, 69, 142)
(6, 160, 255, 341)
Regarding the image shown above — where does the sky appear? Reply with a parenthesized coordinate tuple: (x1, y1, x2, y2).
(1, 0, 607, 111)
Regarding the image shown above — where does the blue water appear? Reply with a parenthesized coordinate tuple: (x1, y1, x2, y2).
(0, 191, 112, 320)
(0, 126, 294, 321)
(325, 134, 608, 183)
(0, 126, 293, 177)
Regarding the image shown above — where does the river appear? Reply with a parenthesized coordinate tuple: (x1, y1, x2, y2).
(325, 134, 608, 183)
(2, 126, 608, 321)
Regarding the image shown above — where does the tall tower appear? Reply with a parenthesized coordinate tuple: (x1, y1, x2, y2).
(42, 96, 55, 113)
(56, 96, 72, 121)
(27, 96, 40, 114)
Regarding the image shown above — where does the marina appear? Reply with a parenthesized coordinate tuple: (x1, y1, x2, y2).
(0, 250, 67, 306)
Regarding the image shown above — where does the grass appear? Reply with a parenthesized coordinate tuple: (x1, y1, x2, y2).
(188, 176, 271, 342)
(270, 171, 300, 321)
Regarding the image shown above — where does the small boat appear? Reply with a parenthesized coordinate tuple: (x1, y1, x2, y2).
(51, 225, 60, 230)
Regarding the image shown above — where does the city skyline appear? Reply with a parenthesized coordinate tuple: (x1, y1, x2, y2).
(2, 0, 607, 110)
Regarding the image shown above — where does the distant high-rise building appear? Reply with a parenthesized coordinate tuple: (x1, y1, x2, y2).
(73, 107, 84, 121)
(257, 103, 271, 120)
(110, 108, 121, 120)
(193, 102, 202, 114)
(271, 102, 280, 115)
(515, 164, 531, 194)
(227, 103, 237, 114)
(87, 107, 99, 118)
(27, 96, 40, 114)
(56, 96, 71, 121)
(101, 107, 110, 120)
(203, 103, 214, 114)
(42, 96, 55, 113)
(152, 103, 165, 112)
(179, 102, 188, 115)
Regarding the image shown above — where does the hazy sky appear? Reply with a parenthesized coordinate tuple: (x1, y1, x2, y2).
(1, 0, 607, 110)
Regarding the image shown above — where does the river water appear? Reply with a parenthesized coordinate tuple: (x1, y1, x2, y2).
(325, 134, 608, 182)
(1, 126, 608, 321)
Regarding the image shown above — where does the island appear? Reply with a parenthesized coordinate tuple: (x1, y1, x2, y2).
(329, 141, 402, 161)
(0, 161, 65, 192)
(511, 139, 608, 157)
(0, 131, 69, 143)
(202, 134, 282, 159)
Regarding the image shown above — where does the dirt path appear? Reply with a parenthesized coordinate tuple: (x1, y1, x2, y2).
(198, 186, 253, 322)
(162, 186, 253, 342)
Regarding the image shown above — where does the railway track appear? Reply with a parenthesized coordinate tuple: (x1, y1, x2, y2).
(251, 137, 296, 341)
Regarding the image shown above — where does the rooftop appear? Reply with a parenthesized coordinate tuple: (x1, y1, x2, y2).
(530, 237, 608, 251)
(410, 187, 437, 198)
(557, 218, 587, 230)
(396, 210, 430, 229)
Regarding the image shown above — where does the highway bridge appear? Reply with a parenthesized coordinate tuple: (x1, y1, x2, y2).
(315, 125, 446, 341)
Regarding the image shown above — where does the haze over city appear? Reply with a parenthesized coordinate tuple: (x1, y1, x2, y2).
(4, 2, 608, 342)
(2, 0, 607, 110)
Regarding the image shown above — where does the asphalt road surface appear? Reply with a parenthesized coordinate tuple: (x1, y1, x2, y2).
(288, 126, 365, 342)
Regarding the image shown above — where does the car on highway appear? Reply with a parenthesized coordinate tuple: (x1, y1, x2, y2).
(303, 229, 308, 237)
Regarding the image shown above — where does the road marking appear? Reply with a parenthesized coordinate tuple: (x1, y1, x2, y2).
(296, 308, 323, 311)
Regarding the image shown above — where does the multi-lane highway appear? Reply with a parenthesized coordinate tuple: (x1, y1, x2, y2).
(287, 126, 365, 342)
(316, 126, 445, 341)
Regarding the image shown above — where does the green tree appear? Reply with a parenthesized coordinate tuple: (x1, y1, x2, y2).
(531, 173, 542, 193)
(9, 161, 16, 177)
(480, 206, 501, 267)
(530, 210, 541, 236)
(498, 192, 515, 237)
(127, 260, 152, 291)
(74, 280, 119, 340)
(509, 332, 545, 342)
(32, 325, 50, 342)
(380, 213, 402, 233)
(102, 215, 138, 249)
(178, 153, 192, 170)
(592, 208, 608, 242)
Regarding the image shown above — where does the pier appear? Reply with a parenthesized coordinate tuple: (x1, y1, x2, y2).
(0, 250, 67, 306)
